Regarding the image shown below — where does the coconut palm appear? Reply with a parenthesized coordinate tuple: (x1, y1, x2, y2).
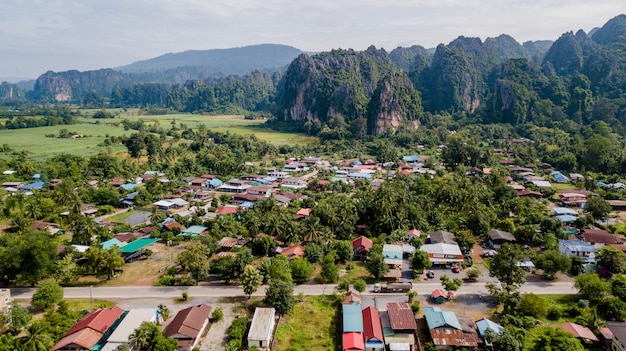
(20, 323, 52, 351)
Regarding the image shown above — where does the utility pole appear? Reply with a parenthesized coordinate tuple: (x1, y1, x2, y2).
(90, 285, 93, 310)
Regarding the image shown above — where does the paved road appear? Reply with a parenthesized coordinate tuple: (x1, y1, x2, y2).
(11, 280, 576, 300)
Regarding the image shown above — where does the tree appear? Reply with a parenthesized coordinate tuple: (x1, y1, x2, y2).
(534, 250, 571, 276)
(487, 328, 522, 351)
(332, 240, 353, 263)
(454, 230, 476, 253)
(290, 258, 313, 284)
(466, 267, 482, 281)
(574, 273, 609, 304)
(304, 242, 325, 264)
(20, 323, 53, 351)
(319, 252, 339, 283)
(178, 241, 211, 281)
(31, 280, 64, 310)
(232, 248, 253, 278)
(264, 279, 295, 315)
(410, 250, 432, 273)
(354, 279, 367, 293)
(55, 254, 79, 285)
(519, 293, 549, 318)
(598, 296, 626, 321)
(524, 326, 584, 351)
(488, 244, 527, 287)
(612, 274, 626, 301)
(597, 246, 626, 275)
(157, 304, 170, 324)
(212, 256, 236, 283)
(4, 302, 31, 333)
(585, 196, 611, 221)
(241, 265, 262, 298)
(440, 275, 462, 292)
(366, 251, 389, 280)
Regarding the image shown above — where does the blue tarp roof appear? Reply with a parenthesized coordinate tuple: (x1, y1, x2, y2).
(556, 215, 577, 222)
(553, 207, 578, 216)
(256, 178, 272, 184)
(551, 171, 570, 183)
(21, 181, 45, 190)
(121, 183, 138, 191)
(209, 178, 223, 187)
(342, 304, 364, 332)
(240, 201, 254, 209)
(402, 155, 422, 162)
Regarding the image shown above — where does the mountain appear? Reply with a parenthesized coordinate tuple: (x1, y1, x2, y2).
(0, 82, 25, 100)
(30, 44, 304, 102)
(279, 46, 423, 135)
(117, 44, 303, 75)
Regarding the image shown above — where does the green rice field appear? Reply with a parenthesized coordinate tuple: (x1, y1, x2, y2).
(0, 113, 316, 161)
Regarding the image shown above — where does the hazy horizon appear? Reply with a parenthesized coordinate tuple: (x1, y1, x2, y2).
(0, 0, 622, 81)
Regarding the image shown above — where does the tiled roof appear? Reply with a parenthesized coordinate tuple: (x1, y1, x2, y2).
(51, 327, 104, 351)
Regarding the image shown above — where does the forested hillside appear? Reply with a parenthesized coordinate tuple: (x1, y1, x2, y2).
(4, 14, 626, 138)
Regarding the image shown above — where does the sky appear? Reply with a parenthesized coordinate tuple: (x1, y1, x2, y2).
(0, 0, 623, 81)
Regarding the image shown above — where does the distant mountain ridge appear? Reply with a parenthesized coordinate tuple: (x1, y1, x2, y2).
(116, 44, 304, 75)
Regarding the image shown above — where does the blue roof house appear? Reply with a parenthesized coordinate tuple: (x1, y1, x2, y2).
(423, 306, 462, 330)
(342, 303, 364, 333)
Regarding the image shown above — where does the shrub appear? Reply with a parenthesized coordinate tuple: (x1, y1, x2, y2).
(410, 301, 421, 314)
(31, 280, 64, 310)
(547, 306, 562, 320)
(212, 307, 224, 322)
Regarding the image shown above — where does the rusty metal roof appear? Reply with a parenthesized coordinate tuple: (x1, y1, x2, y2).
(386, 302, 417, 331)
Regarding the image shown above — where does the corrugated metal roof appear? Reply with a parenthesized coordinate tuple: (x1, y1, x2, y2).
(423, 306, 461, 330)
(563, 322, 599, 341)
(430, 328, 481, 347)
(105, 309, 158, 344)
(65, 306, 124, 336)
(362, 306, 384, 343)
(476, 318, 503, 337)
(120, 238, 158, 253)
(386, 302, 417, 331)
(248, 308, 276, 341)
(342, 331, 365, 351)
(343, 304, 364, 332)
(164, 304, 211, 339)
(51, 328, 104, 351)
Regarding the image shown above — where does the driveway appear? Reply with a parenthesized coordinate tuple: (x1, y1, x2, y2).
(199, 302, 238, 351)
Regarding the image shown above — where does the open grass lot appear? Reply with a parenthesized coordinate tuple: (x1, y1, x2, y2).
(0, 114, 315, 161)
(274, 295, 339, 351)
(0, 123, 128, 161)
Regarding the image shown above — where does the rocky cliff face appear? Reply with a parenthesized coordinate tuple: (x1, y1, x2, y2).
(368, 72, 422, 135)
(33, 69, 133, 102)
(0, 82, 24, 100)
(279, 48, 423, 134)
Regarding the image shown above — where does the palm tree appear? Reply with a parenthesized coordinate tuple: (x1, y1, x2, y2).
(150, 206, 164, 225)
(129, 322, 155, 350)
(157, 304, 170, 324)
(20, 323, 52, 351)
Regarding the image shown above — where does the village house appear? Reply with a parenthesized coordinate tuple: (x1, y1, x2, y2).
(101, 308, 160, 351)
(423, 306, 481, 349)
(248, 307, 277, 349)
(487, 229, 516, 249)
(164, 304, 211, 351)
(381, 302, 417, 351)
(281, 177, 308, 190)
(51, 306, 125, 351)
(218, 179, 251, 193)
(559, 239, 597, 261)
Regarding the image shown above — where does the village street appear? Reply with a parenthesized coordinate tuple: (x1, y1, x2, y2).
(11, 280, 576, 301)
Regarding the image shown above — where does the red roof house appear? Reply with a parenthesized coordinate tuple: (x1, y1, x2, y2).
(362, 307, 384, 348)
(563, 322, 599, 342)
(216, 205, 239, 216)
(164, 304, 212, 350)
(342, 332, 365, 351)
(279, 244, 305, 260)
(51, 306, 124, 351)
(352, 236, 373, 254)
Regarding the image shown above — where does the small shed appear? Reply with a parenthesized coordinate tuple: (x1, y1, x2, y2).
(432, 289, 447, 304)
(248, 308, 276, 348)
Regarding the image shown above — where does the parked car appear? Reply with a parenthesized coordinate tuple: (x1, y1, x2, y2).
(426, 271, 435, 279)
(451, 265, 460, 273)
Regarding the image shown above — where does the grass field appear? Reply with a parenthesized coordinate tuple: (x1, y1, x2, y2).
(274, 295, 339, 351)
(0, 114, 315, 161)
